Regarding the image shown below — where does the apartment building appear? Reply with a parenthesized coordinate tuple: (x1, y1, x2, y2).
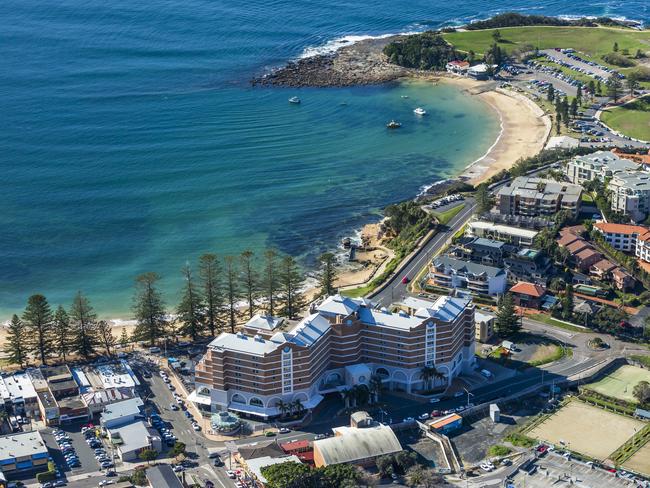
(609, 171, 650, 222)
(593, 222, 650, 253)
(428, 256, 507, 296)
(496, 177, 582, 218)
(0, 432, 49, 477)
(564, 151, 638, 185)
(466, 220, 539, 247)
(193, 294, 475, 419)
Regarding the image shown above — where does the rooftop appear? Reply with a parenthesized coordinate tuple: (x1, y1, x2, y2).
(429, 413, 463, 429)
(0, 432, 48, 460)
(0, 374, 37, 401)
(317, 294, 361, 316)
(314, 424, 402, 466)
(246, 455, 302, 483)
(591, 259, 616, 273)
(417, 296, 471, 322)
(594, 222, 650, 236)
(469, 237, 506, 250)
(399, 296, 436, 311)
(576, 248, 601, 260)
(469, 221, 539, 239)
(245, 314, 284, 332)
(358, 308, 424, 331)
(497, 176, 582, 202)
(100, 397, 143, 424)
(145, 464, 183, 488)
(110, 420, 158, 454)
(433, 255, 505, 278)
(208, 331, 281, 356)
(475, 310, 495, 323)
(286, 313, 332, 347)
(611, 171, 650, 190)
(509, 282, 546, 298)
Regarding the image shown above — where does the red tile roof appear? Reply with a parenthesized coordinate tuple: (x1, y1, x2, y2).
(557, 233, 579, 247)
(576, 248, 601, 260)
(566, 240, 589, 254)
(430, 413, 463, 429)
(591, 259, 616, 273)
(594, 222, 649, 236)
(281, 440, 311, 452)
(509, 281, 547, 298)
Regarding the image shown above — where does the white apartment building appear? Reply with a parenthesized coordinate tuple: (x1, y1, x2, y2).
(564, 151, 638, 185)
(609, 171, 650, 222)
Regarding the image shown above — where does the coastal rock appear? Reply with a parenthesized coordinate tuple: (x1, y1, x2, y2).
(252, 36, 413, 87)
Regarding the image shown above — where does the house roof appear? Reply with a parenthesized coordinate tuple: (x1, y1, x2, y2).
(594, 222, 649, 235)
(313, 425, 402, 466)
(591, 259, 616, 273)
(110, 420, 158, 454)
(100, 397, 143, 424)
(280, 440, 311, 452)
(429, 413, 463, 429)
(509, 282, 546, 298)
(576, 248, 601, 260)
(238, 440, 285, 461)
(612, 268, 633, 280)
(566, 240, 589, 254)
(557, 233, 580, 247)
(146, 464, 183, 488)
(433, 255, 505, 278)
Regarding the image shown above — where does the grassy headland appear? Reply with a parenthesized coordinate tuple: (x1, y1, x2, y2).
(601, 95, 650, 141)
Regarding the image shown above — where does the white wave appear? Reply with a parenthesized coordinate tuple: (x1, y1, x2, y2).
(298, 31, 421, 59)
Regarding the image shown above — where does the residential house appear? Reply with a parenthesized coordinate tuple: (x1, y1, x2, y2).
(508, 282, 547, 309)
(428, 256, 507, 296)
(446, 60, 470, 74)
(503, 248, 552, 285)
(590, 259, 616, 279)
(280, 440, 314, 465)
(575, 248, 603, 272)
(468, 63, 490, 79)
(612, 268, 635, 291)
(496, 177, 582, 218)
(451, 237, 509, 266)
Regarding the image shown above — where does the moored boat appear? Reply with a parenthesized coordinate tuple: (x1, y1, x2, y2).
(414, 107, 427, 116)
(288, 96, 301, 104)
(386, 120, 402, 129)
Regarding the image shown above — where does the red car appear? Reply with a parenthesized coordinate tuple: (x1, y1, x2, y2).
(536, 445, 549, 455)
(402, 276, 410, 284)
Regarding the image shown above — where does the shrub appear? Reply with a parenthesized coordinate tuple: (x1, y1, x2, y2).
(504, 433, 535, 447)
(602, 52, 636, 67)
(36, 470, 56, 483)
(488, 444, 512, 457)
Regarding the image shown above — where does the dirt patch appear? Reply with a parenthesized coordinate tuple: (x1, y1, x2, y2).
(622, 441, 650, 477)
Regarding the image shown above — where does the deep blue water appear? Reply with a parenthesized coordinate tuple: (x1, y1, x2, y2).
(1, 0, 648, 318)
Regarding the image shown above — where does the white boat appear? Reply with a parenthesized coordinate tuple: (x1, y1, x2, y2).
(401, 95, 409, 99)
(414, 107, 427, 116)
(288, 96, 301, 104)
(386, 120, 402, 129)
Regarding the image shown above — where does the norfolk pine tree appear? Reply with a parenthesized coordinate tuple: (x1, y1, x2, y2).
(176, 265, 204, 340)
(23, 294, 55, 365)
(53, 305, 72, 361)
(198, 253, 223, 337)
(240, 250, 257, 319)
(279, 255, 305, 319)
(4, 315, 28, 368)
(261, 249, 279, 316)
(496, 293, 520, 337)
(132, 272, 167, 346)
(223, 256, 240, 333)
(97, 320, 116, 356)
(69, 292, 99, 360)
(319, 252, 338, 297)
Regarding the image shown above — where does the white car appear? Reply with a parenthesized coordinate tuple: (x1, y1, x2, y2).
(403, 417, 415, 423)
(278, 428, 291, 434)
(98, 481, 114, 487)
(226, 470, 236, 479)
(429, 398, 440, 404)
(480, 463, 493, 472)
(417, 413, 430, 420)
(192, 423, 201, 431)
(172, 466, 184, 473)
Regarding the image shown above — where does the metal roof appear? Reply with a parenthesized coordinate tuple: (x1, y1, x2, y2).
(313, 425, 402, 466)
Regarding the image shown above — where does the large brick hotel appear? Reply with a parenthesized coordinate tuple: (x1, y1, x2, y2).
(192, 294, 475, 419)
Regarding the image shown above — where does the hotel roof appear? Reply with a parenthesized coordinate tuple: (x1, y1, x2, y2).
(317, 294, 361, 316)
(209, 331, 281, 356)
(287, 313, 331, 347)
(422, 296, 471, 322)
(314, 424, 402, 466)
(245, 314, 284, 332)
(433, 255, 505, 278)
(358, 307, 424, 331)
(400, 296, 436, 311)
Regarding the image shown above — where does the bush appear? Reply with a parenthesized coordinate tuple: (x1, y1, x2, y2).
(488, 444, 512, 457)
(36, 470, 56, 483)
(629, 66, 650, 82)
(602, 52, 636, 67)
(131, 468, 147, 486)
(383, 32, 460, 70)
(504, 432, 535, 447)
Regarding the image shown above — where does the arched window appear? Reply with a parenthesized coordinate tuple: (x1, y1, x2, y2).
(231, 393, 246, 404)
(249, 397, 264, 407)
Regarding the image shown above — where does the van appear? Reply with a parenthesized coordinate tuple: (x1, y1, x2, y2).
(149, 347, 161, 354)
(480, 369, 493, 379)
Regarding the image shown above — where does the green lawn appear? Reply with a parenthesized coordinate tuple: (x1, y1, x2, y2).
(585, 365, 650, 403)
(525, 313, 586, 333)
(443, 26, 650, 62)
(601, 96, 650, 142)
(431, 203, 465, 225)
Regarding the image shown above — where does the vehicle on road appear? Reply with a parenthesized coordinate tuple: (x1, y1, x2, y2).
(278, 428, 291, 434)
(429, 398, 440, 403)
(401, 276, 410, 284)
(226, 470, 236, 479)
(418, 413, 429, 420)
(454, 391, 464, 398)
(480, 463, 493, 472)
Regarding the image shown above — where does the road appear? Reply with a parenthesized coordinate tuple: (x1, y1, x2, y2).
(370, 198, 476, 307)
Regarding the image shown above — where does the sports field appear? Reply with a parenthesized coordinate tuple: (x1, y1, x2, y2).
(623, 442, 650, 477)
(586, 365, 650, 403)
(601, 96, 650, 142)
(527, 401, 644, 460)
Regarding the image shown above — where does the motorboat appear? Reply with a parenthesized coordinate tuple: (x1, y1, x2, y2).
(414, 107, 427, 116)
(288, 96, 301, 104)
(386, 120, 402, 129)
(401, 95, 409, 99)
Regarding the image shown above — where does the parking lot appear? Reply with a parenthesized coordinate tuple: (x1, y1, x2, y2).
(510, 453, 641, 488)
(41, 423, 103, 476)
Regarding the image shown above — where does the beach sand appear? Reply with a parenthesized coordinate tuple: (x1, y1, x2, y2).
(438, 76, 552, 185)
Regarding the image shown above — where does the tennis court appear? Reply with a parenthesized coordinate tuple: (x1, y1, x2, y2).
(586, 365, 650, 403)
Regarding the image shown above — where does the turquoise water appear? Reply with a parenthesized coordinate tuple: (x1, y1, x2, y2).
(2, 0, 647, 318)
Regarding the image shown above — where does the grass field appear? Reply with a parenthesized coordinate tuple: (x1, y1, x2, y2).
(601, 96, 650, 142)
(443, 26, 650, 62)
(527, 400, 644, 460)
(586, 364, 650, 403)
(431, 203, 465, 225)
(623, 442, 650, 477)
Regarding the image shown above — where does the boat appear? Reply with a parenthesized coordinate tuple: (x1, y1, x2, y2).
(413, 107, 427, 116)
(288, 96, 301, 104)
(386, 120, 402, 129)
(401, 95, 409, 99)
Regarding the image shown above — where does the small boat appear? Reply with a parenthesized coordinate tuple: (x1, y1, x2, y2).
(386, 120, 402, 129)
(414, 107, 427, 116)
(288, 96, 301, 104)
(401, 95, 409, 99)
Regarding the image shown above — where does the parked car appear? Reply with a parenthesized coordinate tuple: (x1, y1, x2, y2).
(418, 413, 430, 420)
(278, 428, 291, 434)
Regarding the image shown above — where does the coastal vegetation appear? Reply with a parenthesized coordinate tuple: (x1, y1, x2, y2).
(2, 248, 309, 367)
(382, 32, 460, 70)
(601, 95, 650, 141)
(463, 13, 633, 30)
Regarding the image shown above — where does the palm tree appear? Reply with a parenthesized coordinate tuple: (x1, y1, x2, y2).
(276, 400, 290, 418)
(368, 374, 383, 404)
(291, 399, 304, 416)
(341, 388, 353, 409)
(420, 366, 436, 391)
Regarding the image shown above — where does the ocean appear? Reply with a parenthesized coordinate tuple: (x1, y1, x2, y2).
(1, 0, 648, 318)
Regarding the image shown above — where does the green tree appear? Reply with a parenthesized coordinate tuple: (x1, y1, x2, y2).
(561, 284, 574, 321)
(53, 305, 72, 361)
(393, 451, 417, 473)
(606, 74, 623, 102)
(375, 455, 394, 477)
(321, 464, 360, 488)
(224, 256, 240, 333)
(319, 252, 338, 297)
(633, 381, 650, 404)
(570, 98, 578, 118)
(406, 465, 440, 488)
(198, 253, 223, 337)
(170, 441, 186, 458)
(279, 255, 305, 319)
(138, 449, 158, 464)
(176, 265, 204, 341)
(23, 294, 55, 365)
(588, 80, 596, 97)
(555, 113, 562, 135)
(3, 315, 28, 368)
(626, 72, 640, 97)
(261, 249, 280, 316)
(132, 272, 167, 346)
(240, 250, 257, 319)
(492, 29, 502, 42)
(119, 327, 130, 349)
(69, 292, 99, 360)
(97, 320, 116, 356)
(576, 85, 582, 104)
(547, 84, 555, 102)
(496, 293, 520, 337)
(261, 462, 316, 488)
(613, 42, 619, 52)
(475, 182, 493, 214)
(130, 469, 147, 486)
